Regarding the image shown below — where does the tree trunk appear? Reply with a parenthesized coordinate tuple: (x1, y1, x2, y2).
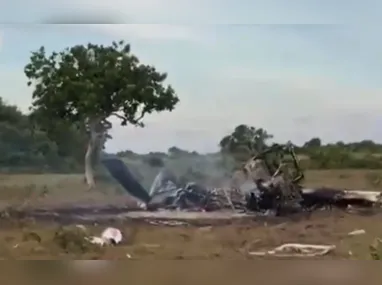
(83, 117, 109, 190)
(84, 139, 96, 189)
(84, 118, 101, 190)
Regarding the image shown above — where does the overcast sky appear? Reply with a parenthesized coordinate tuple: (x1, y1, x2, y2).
(1, 0, 382, 153)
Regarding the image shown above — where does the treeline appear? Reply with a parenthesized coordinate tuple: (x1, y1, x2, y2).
(119, 130, 382, 170)
(117, 144, 382, 170)
(296, 138, 382, 169)
(217, 125, 382, 170)
(0, 98, 86, 173)
(2, 100, 382, 173)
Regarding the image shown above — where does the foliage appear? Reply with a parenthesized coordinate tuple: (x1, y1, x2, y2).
(0, 98, 83, 172)
(24, 41, 179, 130)
(303, 137, 322, 148)
(53, 226, 102, 254)
(168, 146, 197, 157)
(218, 124, 382, 171)
(219, 125, 273, 154)
(219, 125, 273, 167)
(143, 154, 165, 168)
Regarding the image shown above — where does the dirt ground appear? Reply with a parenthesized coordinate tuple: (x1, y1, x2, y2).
(0, 169, 381, 262)
(0, 209, 380, 260)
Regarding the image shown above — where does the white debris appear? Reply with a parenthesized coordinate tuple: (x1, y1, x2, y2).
(86, 227, 123, 246)
(137, 201, 147, 210)
(348, 229, 366, 236)
(75, 224, 87, 232)
(147, 220, 188, 226)
(101, 227, 123, 244)
(86, 236, 106, 246)
(249, 243, 336, 257)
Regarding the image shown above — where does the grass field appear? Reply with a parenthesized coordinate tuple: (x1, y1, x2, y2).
(1, 169, 382, 206)
(0, 169, 381, 261)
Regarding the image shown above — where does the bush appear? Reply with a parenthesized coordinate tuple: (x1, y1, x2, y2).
(143, 155, 165, 167)
(53, 226, 102, 255)
(302, 148, 382, 170)
(370, 238, 382, 260)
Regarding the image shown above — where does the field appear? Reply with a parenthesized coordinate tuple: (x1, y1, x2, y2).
(0, 169, 381, 262)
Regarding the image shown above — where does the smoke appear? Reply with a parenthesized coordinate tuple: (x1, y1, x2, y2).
(119, 151, 237, 190)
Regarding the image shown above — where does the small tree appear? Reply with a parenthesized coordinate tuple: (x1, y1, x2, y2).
(303, 137, 322, 149)
(219, 125, 273, 160)
(24, 41, 179, 189)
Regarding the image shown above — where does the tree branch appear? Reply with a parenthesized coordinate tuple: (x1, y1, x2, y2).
(133, 111, 146, 126)
(112, 112, 127, 121)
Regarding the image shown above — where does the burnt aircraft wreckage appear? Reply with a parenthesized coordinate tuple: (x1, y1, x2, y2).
(101, 143, 382, 216)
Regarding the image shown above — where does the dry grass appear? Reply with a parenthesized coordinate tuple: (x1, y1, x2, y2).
(0, 173, 137, 209)
(0, 169, 381, 208)
(1, 169, 381, 203)
(303, 169, 382, 190)
(0, 170, 380, 261)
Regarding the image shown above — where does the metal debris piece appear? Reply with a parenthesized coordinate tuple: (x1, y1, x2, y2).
(241, 142, 304, 214)
(101, 155, 151, 203)
(148, 179, 248, 212)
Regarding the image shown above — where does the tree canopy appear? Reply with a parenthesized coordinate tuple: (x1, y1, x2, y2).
(219, 124, 273, 163)
(24, 41, 179, 128)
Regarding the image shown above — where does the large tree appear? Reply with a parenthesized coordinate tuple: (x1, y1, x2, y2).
(24, 41, 179, 188)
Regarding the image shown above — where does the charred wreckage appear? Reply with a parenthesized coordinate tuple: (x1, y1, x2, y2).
(101, 143, 382, 216)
